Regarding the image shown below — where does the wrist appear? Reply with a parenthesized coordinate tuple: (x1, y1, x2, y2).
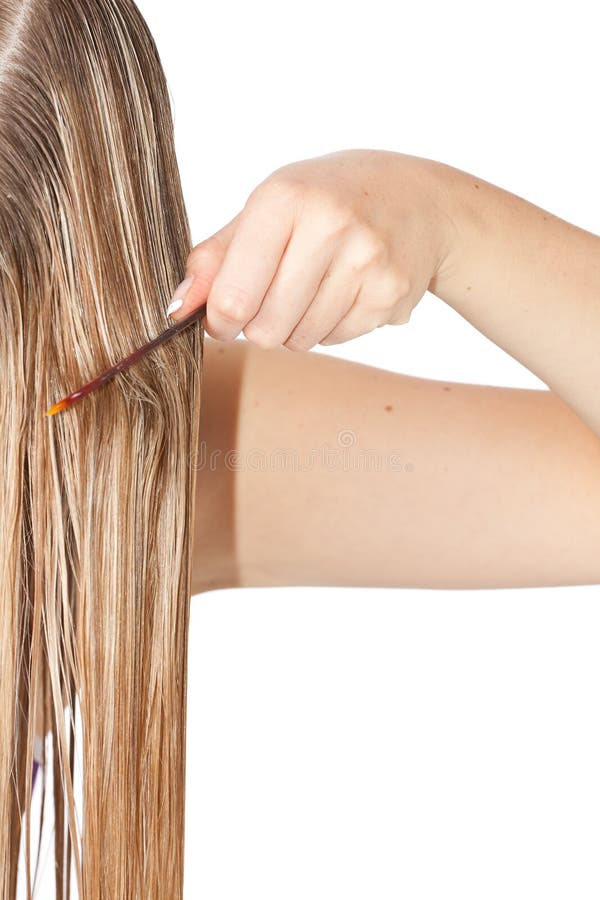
(417, 157, 476, 302)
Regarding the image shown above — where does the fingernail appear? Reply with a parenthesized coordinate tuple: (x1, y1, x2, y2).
(166, 275, 194, 318)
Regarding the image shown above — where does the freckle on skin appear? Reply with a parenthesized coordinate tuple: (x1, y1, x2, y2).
(443, 386, 451, 392)
(217, 347, 225, 354)
(474, 182, 480, 189)
(384, 404, 393, 412)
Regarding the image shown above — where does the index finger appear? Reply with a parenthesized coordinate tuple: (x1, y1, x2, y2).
(205, 189, 296, 341)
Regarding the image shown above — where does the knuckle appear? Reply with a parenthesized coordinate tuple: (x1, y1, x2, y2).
(213, 283, 254, 324)
(243, 320, 283, 349)
(366, 231, 387, 261)
(377, 269, 412, 305)
(314, 195, 355, 235)
(349, 225, 387, 271)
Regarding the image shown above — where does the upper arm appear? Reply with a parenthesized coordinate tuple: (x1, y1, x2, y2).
(191, 338, 600, 594)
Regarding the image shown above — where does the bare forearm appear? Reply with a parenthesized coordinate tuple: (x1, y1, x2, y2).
(428, 158, 600, 437)
(192, 340, 600, 593)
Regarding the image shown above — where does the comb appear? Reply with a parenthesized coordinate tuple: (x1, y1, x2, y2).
(46, 303, 206, 417)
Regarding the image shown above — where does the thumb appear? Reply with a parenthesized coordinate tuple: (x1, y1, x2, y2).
(166, 214, 240, 320)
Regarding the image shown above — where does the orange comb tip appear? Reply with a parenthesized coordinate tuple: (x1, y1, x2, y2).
(45, 399, 68, 417)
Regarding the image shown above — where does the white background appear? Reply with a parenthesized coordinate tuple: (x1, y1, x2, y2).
(52, 1, 600, 897)
(139, 0, 600, 897)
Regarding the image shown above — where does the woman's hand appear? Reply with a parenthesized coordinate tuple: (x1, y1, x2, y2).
(166, 149, 455, 349)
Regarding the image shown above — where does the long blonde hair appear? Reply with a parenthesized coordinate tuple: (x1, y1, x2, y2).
(0, 0, 202, 895)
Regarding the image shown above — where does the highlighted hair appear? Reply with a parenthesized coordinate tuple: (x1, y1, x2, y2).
(0, 0, 202, 895)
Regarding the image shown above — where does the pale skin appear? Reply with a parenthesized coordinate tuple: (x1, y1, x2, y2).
(39, 153, 600, 743)
(191, 339, 600, 594)
(178, 149, 600, 593)
(37, 339, 600, 737)
(171, 149, 600, 437)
